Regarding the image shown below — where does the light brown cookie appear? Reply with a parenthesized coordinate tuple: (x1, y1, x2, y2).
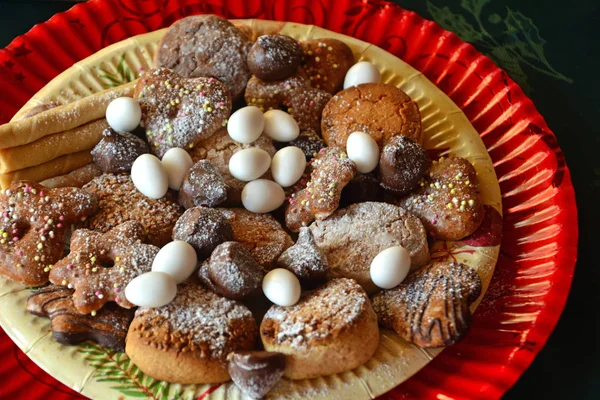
(155, 15, 252, 98)
(309, 202, 429, 294)
(126, 283, 258, 384)
(399, 155, 485, 240)
(301, 38, 355, 94)
(321, 83, 422, 147)
(371, 260, 482, 347)
(83, 174, 183, 247)
(135, 67, 231, 158)
(260, 278, 379, 379)
(216, 208, 293, 269)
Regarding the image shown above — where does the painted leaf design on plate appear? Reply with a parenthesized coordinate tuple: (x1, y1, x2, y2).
(427, 3, 484, 43)
(97, 54, 136, 88)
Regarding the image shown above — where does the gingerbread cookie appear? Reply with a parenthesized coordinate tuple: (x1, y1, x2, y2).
(135, 68, 231, 158)
(27, 285, 134, 351)
(217, 208, 293, 269)
(372, 260, 481, 347)
(83, 173, 182, 247)
(178, 160, 227, 209)
(285, 147, 357, 232)
(248, 35, 303, 81)
(126, 282, 258, 384)
(309, 202, 430, 294)
(277, 227, 328, 287)
(91, 128, 149, 174)
(228, 350, 286, 399)
(378, 135, 430, 194)
(245, 70, 331, 133)
(172, 207, 233, 259)
(321, 82, 422, 147)
(155, 15, 252, 98)
(260, 278, 379, 379)
(0, 181, 97, 286)
(301, 38, 355, 94)
(399, 155, 485, 240)
(49, 221, 159, 314)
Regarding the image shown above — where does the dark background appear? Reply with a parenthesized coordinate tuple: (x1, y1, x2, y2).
(0, 0, 598, 398)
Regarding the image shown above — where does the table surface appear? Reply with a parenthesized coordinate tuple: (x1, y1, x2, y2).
(0, 1, 598, 399)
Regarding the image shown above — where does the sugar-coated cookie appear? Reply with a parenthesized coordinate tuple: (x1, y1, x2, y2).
(301, 38, 355, 94)
(248, 35, 303, 81)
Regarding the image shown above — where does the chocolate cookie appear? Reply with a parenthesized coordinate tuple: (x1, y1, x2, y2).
(378, 135, 430, 194)
(277, 227, 328, 287)
(178, 160, 227, 209)
(172, 207, 233, 260)
(321, 83, 422, 147)
(301, 38, 355, 94)
(155, 15, 252, 98)
(286, 129, 326, 161)
(248, 35, 303, 81)
(339, 172, 383, 207)
(228, 350, 286, 399)
(91, 128, 149, 174)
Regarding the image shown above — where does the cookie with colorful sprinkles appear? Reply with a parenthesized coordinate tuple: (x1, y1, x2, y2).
(301, 38, 355, 94)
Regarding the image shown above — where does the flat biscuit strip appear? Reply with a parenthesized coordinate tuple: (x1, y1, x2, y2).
(0, 81, 135, 149)
(0, 150, 92, 189)
(0, 119, 107, 173)
(41, 163, 102, 189)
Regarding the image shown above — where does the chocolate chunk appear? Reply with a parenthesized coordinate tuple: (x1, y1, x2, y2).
(287, 129, 326, 161)
(204, 241, 264, 300)
(173, 207, 233, 259)
(91, 128, 149, 174)
(248, 35, 303, 81)
(228, 350, 286, 399)
(340, 172, 383, 207)
(378, 136, 430, 194)
(277, 227, 328, 287)
(178, 160, 228, 209)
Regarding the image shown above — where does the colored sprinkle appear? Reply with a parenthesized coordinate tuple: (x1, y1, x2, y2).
(61, 280, 67, 286)
(91, 267, 98, 272)
(91, 311, 97, 317)
(37, 243, 43, 249)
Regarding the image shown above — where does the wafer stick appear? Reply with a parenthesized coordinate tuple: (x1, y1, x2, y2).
(41, 164, 102, 188)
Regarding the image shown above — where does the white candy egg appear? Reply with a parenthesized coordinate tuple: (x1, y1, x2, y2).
(161, 148, 194, 190)
(105, 97, 142, 132)
(241, 179, 285, 213)
(227, 106, 265, 144)
(151, 240, 198, 284)
(229, 148, 271, 182)
(262, 268, 301, 306)
(125, 271, 178, 308)
(263, 110, 300, 142)
(370, 246, 411, 289)
(343, 61, 382, 89)
(271, 146, 307, 187)
(346, 131, 380, 173)
(131, 154, 169, 199)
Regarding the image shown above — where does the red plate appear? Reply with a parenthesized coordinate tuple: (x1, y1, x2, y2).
(0, 0, 578, 399)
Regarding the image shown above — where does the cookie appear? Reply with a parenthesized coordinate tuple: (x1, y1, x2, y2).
(0, 181, 97, 286)
(245, 70, 331, 133)
(277, 227, 328, 287)
(135, 68, 231, 158)
(199, 241, 264, 300)
(286, 129, 326, 161)
(399, 155, 485, 240)
(301, 38, 355, 94)
(172, 207, 233, 260)
(91, 128, 149, 174)
(309, 202, 429, 294)
(26, 285, 134, 351)
(217, 208, 293, 269)
(321, 83, 422, 147)
(339, 172, 383, 207)
(155, 15, 252, 98)
(178, 160, 227, 209)
(248, 35, 303, 81)
(378, 135, 430, 194)
(371, 260, 481, 347)
(260, 278, 379, 379)
(83, 173, 183, 247)
(49, 221, 159, 314)
(126, 282, 258, 384)
(285, 147, 357, 232)
(227, 350, 286, 399)
(190, 129, 276, 206)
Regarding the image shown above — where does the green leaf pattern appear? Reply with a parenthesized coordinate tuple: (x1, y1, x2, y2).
(97, 54, 136, 88)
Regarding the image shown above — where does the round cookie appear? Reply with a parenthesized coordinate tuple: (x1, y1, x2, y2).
(378, 135, 430, 194)
(248, 35, 303, 81)
(216, 208, 293, 269)
(321, 83, 422, 147)
(126, 283, 258, 384)
(155, 15, 252, 99)
(301, 38, 355, 94)
(260, 278, 379, 379)
(83, 174, 183, 247)
(309, 202, 429, 294)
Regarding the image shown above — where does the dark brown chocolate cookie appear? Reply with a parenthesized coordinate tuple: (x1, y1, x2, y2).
(340, 172, 383, 207)
(378, 135, 430, 194)
(227, 350, 286, 399)
(248, 35, 303, 81)
(91, 128, 149, 174)
(287, 129, 326, 161)
(155, 15, 252, 98)
(172, 207, 233, 259)
(202, 241, 264, 300)
(277, 227, 328, 287)
(178, 160, 227, 209)
(301, 38, 355, 94)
